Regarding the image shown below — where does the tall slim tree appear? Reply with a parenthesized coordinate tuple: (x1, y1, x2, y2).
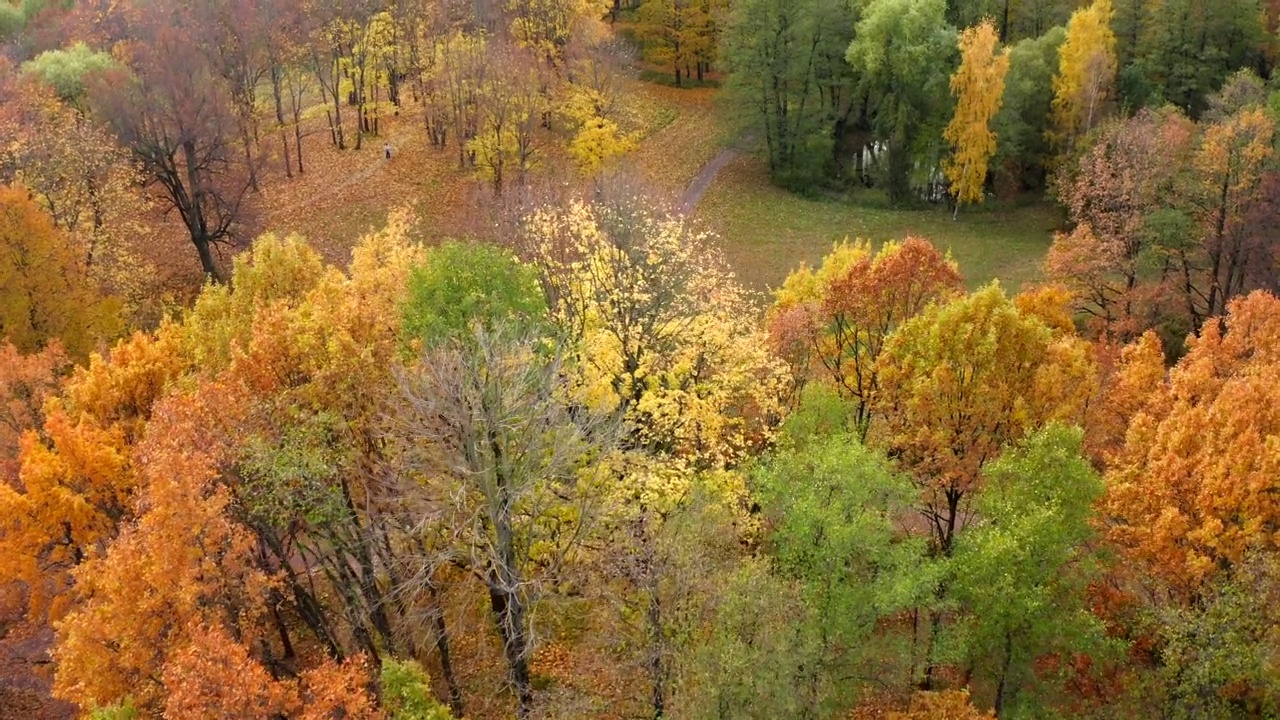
(1050, 0, 1116, 152)
(943, 19, 1010, 214)
(846, 0, 956, 204)
(397, 326, 619, 719)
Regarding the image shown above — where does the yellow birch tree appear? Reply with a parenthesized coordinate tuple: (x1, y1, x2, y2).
(1050, 0, 1117, 152)
(943, 19, 1009, 214)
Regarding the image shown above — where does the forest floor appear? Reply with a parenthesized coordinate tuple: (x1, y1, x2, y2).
(140, 77, 1059, 304)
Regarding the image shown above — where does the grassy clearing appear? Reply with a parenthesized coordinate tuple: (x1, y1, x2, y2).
(697, 155, 1063, 298)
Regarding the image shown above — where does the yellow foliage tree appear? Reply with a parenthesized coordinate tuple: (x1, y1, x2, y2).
(0, 186, 121, 359)
(636, 0, 716, 86)
(507, 0, 610, 66)
(522, 197, 788, 480)
(1050, 0, 1116, 151)
(467, 48, 547, 193)
(0, 79, 153, 310)
(943, 20, 1009, 212)
(520, 194, 787, 715)
(562, 84, 639, 174)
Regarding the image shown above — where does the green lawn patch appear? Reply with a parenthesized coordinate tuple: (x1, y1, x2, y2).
(698, 156, 1064, 298)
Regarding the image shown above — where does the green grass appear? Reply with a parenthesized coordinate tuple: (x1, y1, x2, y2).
(698, 156, 1064, 298)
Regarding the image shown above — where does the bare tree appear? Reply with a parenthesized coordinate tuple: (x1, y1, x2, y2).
(395, 325, 620, 719)
(91, 3, 257, 282)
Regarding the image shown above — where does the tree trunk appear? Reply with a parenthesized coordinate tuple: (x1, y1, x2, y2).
(648, 590, 665, 719)
(489, 584, 533, 718)
(194, 235, 225, 283)
(489, 431, 532, 718)
(332, 56, 346, 149)
(920, 605, 944, 690)
(271, 65, 293, 178)
(429, 584, 466, 718)
(242, 126, 260, 192)
(994, 631, 1015, 718)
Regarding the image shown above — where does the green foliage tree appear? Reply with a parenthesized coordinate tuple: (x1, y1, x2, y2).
(380, 658, 456, 720)
(87, 698, 138, 720)
(672, 557, 816, 719)
(1153, 554, 1280, 718)
(992, 26, 1065, 192)
(746, 388, 937, 713)
(0, 3, 25, 42)
(21, 43, 118, 106)
(846, 0, 956, 204)
(1132, 0, 1267, 117)
(722, 0, 856, 189)
(948, 424, 1113, 718)
(402, 241, 546, 348)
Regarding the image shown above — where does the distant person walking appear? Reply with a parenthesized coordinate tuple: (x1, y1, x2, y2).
(384, 142, 392, 160)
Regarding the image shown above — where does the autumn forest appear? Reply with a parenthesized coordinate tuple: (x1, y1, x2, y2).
(2, 0, 1280, 718)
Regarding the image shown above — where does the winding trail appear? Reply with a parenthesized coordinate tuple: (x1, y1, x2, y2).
(679, 134, 757, 214)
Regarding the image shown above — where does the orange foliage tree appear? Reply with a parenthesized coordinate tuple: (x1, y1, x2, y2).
(768, 237, 963, 438)
(1178, 108, 1277, 332)
(21, 220, 428, 718)
(874, 283, 1095, 555)
(1046, 108, 1196, 340)
(1105, 291, 1280, 595)
(50, 383, 269, 713)
(889, 689, 995, 719)
(0, 328, 185, 621)
(0, 341, 68, 484)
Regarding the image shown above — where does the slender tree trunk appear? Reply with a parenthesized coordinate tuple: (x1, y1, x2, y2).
(488, 431, 533, 718)
(994, 631, 1015, 718)
(242, 127, 260, 192)
(429, 583, 466, 718)
(648, 589, 665, 719)
(85, 174, 103, 268)
(332, 55, 346, 149)
(271, 65, 293, 179)
(920, 605, 944, 690)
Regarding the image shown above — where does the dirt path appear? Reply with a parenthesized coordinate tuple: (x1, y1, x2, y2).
(679, 145, 739, 214)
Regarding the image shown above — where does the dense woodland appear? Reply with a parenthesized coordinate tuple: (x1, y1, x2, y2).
(2, 0, 1280, 718)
